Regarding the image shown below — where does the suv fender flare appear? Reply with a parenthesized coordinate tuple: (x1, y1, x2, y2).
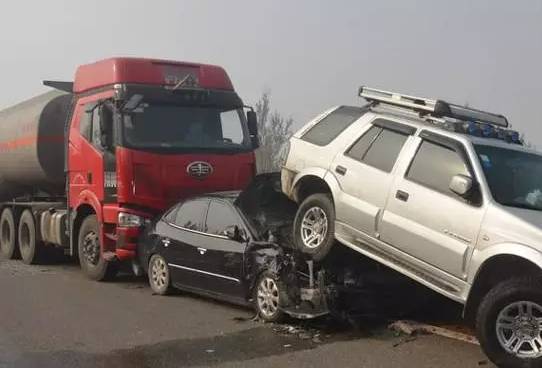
(291, 168, 341, 203)
(467, 243, 542, 286)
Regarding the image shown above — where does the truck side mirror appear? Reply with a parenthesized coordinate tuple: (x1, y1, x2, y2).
(449, 174, 473, 197)
(246, 110, 259, 149)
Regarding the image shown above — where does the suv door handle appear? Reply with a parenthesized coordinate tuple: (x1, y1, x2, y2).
(395, 190, 409, 202)
(197, 247, 207, 255)
(335, 165, 347, 176)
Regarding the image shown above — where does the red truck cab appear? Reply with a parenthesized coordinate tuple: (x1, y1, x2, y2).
(67, 58, 257, 279)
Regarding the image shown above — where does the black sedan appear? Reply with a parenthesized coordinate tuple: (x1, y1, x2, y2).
(138, 174, 301, 322)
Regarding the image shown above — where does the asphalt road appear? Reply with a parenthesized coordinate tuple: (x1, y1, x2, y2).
(0, 256, 494, 368)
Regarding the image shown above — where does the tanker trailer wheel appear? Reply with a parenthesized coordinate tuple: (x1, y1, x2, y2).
(18, 209, 42, 265)
(78, 215, 118, 281)
(0, 208, 18, 259)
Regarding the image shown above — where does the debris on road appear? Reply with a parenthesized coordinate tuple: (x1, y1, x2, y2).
(389, 320, 479, 345)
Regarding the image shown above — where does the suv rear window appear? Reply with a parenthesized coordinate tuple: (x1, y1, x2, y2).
(346, 124, 409, 173)
(301, 106, 365, 146)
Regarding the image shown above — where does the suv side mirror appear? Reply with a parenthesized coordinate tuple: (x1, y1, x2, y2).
(449, 174, 473, 197)
(223, 225, 245, 242)
(246, 110, 260, 149)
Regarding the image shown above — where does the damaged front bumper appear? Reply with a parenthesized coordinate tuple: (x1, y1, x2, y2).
(280, 260, 331, 320)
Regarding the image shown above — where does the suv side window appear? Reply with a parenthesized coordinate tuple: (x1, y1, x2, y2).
(302, 106, 366, 146)
(205, 201, 240, 236)
(346, 124, 409, 173)
(174, 199, 208, 231)
(407, 140, 469, 194)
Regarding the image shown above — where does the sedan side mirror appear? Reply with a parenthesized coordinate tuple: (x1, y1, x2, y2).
(223, 225, 245, 242)
(449, 174, 473, 197)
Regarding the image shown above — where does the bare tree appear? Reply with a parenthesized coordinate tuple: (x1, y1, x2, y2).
(254, 91, 294, 173)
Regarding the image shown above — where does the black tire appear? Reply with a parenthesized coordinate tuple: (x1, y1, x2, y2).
(293, 193, 335, 261)
(476, 277, 542, 368)
(253, 271, 286, 323)
(78, 215, 118, 281)
(0, 208, 18, 259)
(18, 209, 42, 265)
(148, 254, 173, 295)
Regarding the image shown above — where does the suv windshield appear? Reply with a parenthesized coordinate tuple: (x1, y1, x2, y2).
(122, 104, 249, 151)
(475, 144, 542, 211)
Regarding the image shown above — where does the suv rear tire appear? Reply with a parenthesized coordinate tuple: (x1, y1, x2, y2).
(293, 193, 335, 261)
(476, 277, 542, 367)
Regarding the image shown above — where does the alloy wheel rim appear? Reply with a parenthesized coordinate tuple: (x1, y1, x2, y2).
(496, 300, 542, 358)
(82, 231, 100, 266)
(301, 206, 328, 249)
(151, 257, 168, 289)
(257, 277, 279, 318)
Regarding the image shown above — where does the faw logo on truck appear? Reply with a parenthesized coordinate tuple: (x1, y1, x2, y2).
(186, 161, 213, 179)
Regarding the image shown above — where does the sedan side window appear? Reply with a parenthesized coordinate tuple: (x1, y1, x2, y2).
(174, 200, 208, 231)
(205, 201, 240, 236)
(406, 140, 470, 195)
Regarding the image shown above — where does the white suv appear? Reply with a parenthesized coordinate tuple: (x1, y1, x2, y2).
(282, 87, 542, 367)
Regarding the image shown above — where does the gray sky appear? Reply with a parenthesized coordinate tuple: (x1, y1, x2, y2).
(1, 0, 541, 145)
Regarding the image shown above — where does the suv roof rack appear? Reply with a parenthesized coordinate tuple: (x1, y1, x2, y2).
(359, 86, 509, 128)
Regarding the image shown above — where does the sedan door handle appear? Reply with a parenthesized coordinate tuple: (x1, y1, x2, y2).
(335, 165, 347, 176)
(395, 190, 409, 202)
(197, 247, 207, 255)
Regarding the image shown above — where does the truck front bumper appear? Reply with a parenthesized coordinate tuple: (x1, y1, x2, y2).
(115, 226, 140, 261)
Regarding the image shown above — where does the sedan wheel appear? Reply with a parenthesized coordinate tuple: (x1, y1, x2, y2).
(148, 254, 172, 295)
(255, 273, 284, 323)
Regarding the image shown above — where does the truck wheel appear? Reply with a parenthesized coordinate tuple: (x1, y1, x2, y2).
(0, 208, 18, 259)
(254, 272, 286, 323)
(18, 209, 41, 265)
(293, 193, 335, 261)
(476, 277, 542, 367)
(78, 215, 118, 281)
(148, 254, 173, 295)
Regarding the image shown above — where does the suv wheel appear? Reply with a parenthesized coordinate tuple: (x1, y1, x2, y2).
(477, 277, 542, 367)
(293, 193, 335, 261)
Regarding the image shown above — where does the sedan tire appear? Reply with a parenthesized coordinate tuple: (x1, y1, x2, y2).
(293, 193, 335, 261)
(148, 254, 173, 295)
(254, 272, 285, 323)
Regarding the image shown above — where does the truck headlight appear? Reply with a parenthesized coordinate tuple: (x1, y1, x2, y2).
(118, 212, 144, 227)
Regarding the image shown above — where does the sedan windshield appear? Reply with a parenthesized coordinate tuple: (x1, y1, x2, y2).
(123, 104, 249, 151)
(475, 144, 542, 211)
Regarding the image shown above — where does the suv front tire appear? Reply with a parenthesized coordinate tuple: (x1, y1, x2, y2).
(477, 277, 542, 367)
(293, 193, 335, 261)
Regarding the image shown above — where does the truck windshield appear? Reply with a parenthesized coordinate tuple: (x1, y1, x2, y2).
(475, 144, 542, 211)
(122, 104, 250, 151)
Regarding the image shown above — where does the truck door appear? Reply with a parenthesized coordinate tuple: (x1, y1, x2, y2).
(379, 132, 485, 279)
(331, 118, 415, 239)
(69, 100, 114, 204)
